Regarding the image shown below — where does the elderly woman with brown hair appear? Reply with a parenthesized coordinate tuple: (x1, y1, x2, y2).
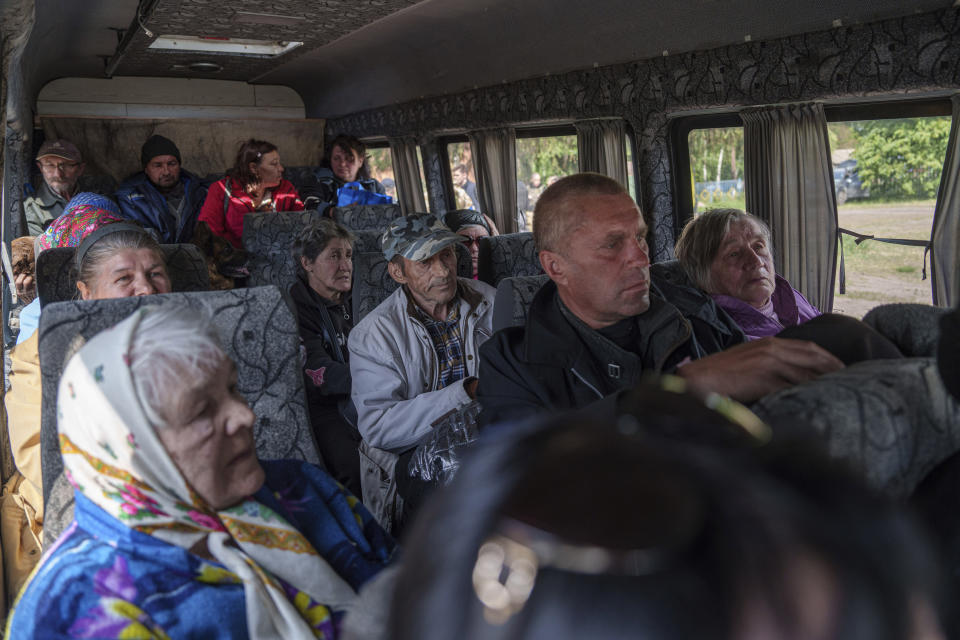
(7, 305, 394, 638)
(199, 138, 305, 248)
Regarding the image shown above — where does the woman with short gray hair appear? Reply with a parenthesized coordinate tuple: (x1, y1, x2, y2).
(289, 219, 362, 495)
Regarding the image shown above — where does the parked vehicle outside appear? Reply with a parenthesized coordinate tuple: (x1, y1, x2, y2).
(834, 159, 870, 205)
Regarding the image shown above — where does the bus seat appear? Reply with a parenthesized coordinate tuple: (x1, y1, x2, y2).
(76, 175, 119, 198)
(351, 229, 384, 254)
(282, 165, 321, 192)
(36, 244, 211, 306)
(751, 356, 960, 499)
(330, 204, 402, 230)
(37, 286, 321, 545)
(492, 274, 549, 332)
(353, 244, 473, 324)
(862, 303, 948, 358)
(477, 232, 542, 287)
(242, 210, 327, 290)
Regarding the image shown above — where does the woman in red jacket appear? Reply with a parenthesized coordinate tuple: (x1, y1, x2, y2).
(198, 138, 305, 247)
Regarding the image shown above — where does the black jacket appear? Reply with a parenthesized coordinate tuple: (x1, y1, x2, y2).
(298, 168, 385, 208)
(477, 279, 704, 427)
(289, 276, 353, 405)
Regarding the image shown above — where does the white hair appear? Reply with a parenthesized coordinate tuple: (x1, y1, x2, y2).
(128, 304, 226, 427)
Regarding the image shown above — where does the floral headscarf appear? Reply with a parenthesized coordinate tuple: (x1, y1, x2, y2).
(57, 307, 380, 639)
(35, 192, 124, 253)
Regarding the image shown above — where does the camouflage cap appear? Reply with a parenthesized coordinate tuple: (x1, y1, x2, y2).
(381, 214, 466, 262)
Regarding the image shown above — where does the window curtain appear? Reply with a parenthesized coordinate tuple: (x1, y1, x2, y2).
(742, 103, 838, 312)
(930, 95, 960, 307)
(388, 136, 427, 215)
(467, 128, 518, 234)
(575, 119, 629, 188)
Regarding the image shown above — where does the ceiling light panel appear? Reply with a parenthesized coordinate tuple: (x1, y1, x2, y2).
(148, 35, 303, 57)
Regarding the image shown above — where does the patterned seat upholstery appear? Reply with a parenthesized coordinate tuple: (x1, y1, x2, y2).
(477, 232, 542, 287)
(492, 274, 549, 332)
(752, 357, 960, 498)
(351, 229, 384, 254)
(862, 303, 948, 357)
(38, 286, 319, 545)
(330, 204, 402, 230)
(282, 165, 321, 192)
(353, 244, 473, 323)
(242, 210, 327, 291)
(36, 244, 211, 306)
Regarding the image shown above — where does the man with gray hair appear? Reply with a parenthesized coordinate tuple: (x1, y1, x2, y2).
(477, 173, 844, 426)
(349, 214, 495, 452)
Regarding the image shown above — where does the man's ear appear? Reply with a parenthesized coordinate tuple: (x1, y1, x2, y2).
(300, 255, 312, 272)
(387, 259, 407, 285)
(539, 249, 567, 286)
(77, 162, 86, 177)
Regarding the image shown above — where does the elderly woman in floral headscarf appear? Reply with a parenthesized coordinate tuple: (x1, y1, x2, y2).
(7, 305, 394, 638)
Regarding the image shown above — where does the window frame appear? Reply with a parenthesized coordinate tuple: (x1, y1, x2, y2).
(669, 98, 953, 238)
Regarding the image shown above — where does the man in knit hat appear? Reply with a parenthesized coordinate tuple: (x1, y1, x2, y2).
(23, 138, 86, 235)
(115, 134, 209, 243)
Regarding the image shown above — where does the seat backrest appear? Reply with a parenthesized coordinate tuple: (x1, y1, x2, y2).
(751, 357, 960, 499)
(477, 232, 542, 286)
(862, 303, 948, 357)
(330, 204, 402, 230)
(492, 274, 549, 332)
(351, 229, 384, 254)
(76, 174, 119, 197)
(242, 210, 327, 290)
(353, 243, 474, 323)
(282, 165, 321, 191)
(36, 243, 211, 306)
(38, 286, 320, 545)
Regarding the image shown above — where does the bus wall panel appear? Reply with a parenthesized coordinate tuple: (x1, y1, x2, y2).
(327, 7, 960, 261)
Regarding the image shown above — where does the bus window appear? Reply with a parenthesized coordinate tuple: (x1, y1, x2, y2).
(516, 133, 578, 232)
(626, 132, 638, 203)
(365, 145, 397, 202)
(688, 127, 744, 215)
(828, 116, 951, 318)
(446, 141, 479, 211)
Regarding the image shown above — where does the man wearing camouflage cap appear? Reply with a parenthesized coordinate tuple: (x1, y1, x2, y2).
(348, 213, 496, 454)
(23, 139, 86, 235)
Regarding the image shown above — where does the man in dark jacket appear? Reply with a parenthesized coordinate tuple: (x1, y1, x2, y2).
(115, 135, 208, 243)
(477, 173, 844, 426)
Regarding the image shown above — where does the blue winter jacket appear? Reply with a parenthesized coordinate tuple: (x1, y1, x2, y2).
(115, 169, 209, 243)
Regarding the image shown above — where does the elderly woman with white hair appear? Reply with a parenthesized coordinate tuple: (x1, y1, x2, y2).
(7, 305, 394, 638)
(675, 208, 902, 364)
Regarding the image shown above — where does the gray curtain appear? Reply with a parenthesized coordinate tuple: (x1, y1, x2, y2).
(575, 119, 628, 188)
(742, 103, 838, 312)
(388, 136, 427, 215)
(931, 95, 960, 307)
(467, 128, 518, 234)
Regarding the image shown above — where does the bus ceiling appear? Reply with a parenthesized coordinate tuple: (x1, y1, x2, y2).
(1, 0, 951, 119)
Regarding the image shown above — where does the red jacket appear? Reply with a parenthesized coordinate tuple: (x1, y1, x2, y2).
(198, 177, 305, 248)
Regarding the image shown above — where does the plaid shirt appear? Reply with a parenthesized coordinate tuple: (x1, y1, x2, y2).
(415, 300, 466, 390)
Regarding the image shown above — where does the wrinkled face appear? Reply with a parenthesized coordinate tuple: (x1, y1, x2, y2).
(302, 237, 353, 300)
(456, 225, 489, 278)
(331, 145, 362, 182)
(708, 218, 776, 309)
(37, 155, 84, 196)
(78, 248, 172, 300)
(389, 245, 458, 314)
(156, 357, 264, 510)
(542, 193, 650, 329)
(144, 154, 181, 189)
(252, 150, 283, 189)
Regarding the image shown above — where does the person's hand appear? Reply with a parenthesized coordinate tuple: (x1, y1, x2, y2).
(465, 377, 479, 399)
(677, 337, 843, 403)
(15, 272, 35, 304)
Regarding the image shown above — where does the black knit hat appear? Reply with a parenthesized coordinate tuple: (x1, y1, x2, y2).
(140, 135, 181, 167)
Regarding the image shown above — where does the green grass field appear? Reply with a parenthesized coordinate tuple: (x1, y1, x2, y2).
(832, 200, 935, 318)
